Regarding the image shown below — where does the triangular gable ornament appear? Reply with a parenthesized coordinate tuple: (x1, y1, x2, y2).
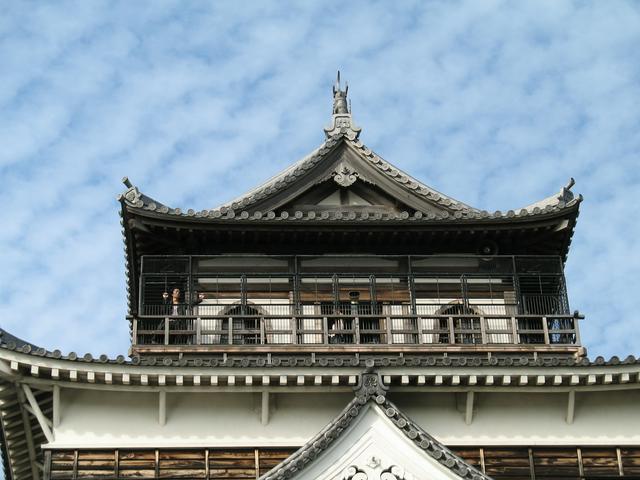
(262, 366, 491, 480)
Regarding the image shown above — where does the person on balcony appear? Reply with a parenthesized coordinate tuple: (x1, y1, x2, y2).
(162, 288, 205, 316)
(163, 288, 184, 316)
(162, 289, 205, 345)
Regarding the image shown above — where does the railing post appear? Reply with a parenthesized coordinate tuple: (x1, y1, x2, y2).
(574, 316, 581, 346)
(228, 317, 233, 345)
(196, 317, 202, 345)
(355, 317, 360, 344)
(542, 316, 550, 345)
(260, 317, 265, 345)
(448, 316, 455, 344)
(291, 316, 298, 344)
(385, 316, 392, 344)
(164, 317, 170, 345)
(323, 317, 329, 345)
(417, 316, 424, 344)
(480, 317, 487, 344)
(511, 317, 519, 344)
(132, 318, 138, 346)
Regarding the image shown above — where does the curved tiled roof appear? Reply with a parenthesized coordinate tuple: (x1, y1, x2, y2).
(1, 329, 638, 370)
(119, 131, 582, 224)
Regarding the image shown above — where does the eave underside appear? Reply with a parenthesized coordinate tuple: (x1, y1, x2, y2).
(126, 210, 578, 256)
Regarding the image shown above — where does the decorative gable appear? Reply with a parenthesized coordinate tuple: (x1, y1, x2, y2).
(242, 139, 460, 217)
(288, 404, 473, 480)
(262, 371, 490, 480)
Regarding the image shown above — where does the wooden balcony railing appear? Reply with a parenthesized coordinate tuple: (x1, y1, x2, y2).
(131, 313, 582, 353)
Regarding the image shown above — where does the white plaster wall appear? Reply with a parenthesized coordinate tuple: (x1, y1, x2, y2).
(54, 389, 352, 448)
(394, 390, 640, 445)
(52, 388, 640, 448)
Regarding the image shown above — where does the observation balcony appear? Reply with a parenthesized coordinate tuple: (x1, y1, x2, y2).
(130, 254, 582, 356)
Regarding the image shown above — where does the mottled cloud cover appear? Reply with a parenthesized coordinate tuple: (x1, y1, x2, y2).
(1, 0, 639, 360)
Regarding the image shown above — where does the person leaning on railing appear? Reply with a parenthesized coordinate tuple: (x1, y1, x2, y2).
(161, 288, 205, 316)
(161, 288, 205, 344)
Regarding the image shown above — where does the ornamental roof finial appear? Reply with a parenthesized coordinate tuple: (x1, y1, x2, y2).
(325, 71, 361, 139)
(332, 70, 349, 114)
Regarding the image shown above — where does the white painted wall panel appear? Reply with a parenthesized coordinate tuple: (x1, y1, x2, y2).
(52, 388, 640, 448)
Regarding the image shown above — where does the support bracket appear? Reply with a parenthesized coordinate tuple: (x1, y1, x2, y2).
(22, 383, 54, 443)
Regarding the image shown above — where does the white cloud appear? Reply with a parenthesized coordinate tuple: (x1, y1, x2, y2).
(1, 0, 639, 362)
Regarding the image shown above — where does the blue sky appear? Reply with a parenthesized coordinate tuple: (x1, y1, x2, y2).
(1, 0, 639, 362)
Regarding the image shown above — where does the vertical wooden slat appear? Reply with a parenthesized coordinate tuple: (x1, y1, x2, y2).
(617, 447, 624, 476)
(155, 449, 159, 479)
(72, 450, 78, 480)
(528, 447, 535, 480)
(255, 448, 260, 480)
(114, 449, 119, 479)
(205, 448, 210, 480)
(479, 448, 486, 474)
(577, 448, 584, 477)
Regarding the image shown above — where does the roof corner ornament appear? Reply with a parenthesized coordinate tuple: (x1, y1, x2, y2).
(325, 70, 362, 140)
(559, 177, 576, 204)
(120, 177, 143, 208)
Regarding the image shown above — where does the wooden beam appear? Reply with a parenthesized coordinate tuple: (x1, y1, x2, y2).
(22, 383, 54, 443)
(23, 404, 53, 428)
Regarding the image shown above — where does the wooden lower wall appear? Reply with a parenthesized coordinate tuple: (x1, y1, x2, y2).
(44, 447, 640, 480)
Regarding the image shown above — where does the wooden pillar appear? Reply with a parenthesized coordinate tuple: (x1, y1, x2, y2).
(465, 391, 475, 425)
(159, 391, 167, 426)
(53, 385, 61, 428)
(566, 390, 576, 424)
(261, 391, 270, 426)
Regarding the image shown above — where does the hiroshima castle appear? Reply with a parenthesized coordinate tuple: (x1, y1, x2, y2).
(0, 75, 638, 480)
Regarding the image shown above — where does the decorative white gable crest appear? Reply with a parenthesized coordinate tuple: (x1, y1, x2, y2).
(333, 161, 359, 187)
(341, 458, 412, 480)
